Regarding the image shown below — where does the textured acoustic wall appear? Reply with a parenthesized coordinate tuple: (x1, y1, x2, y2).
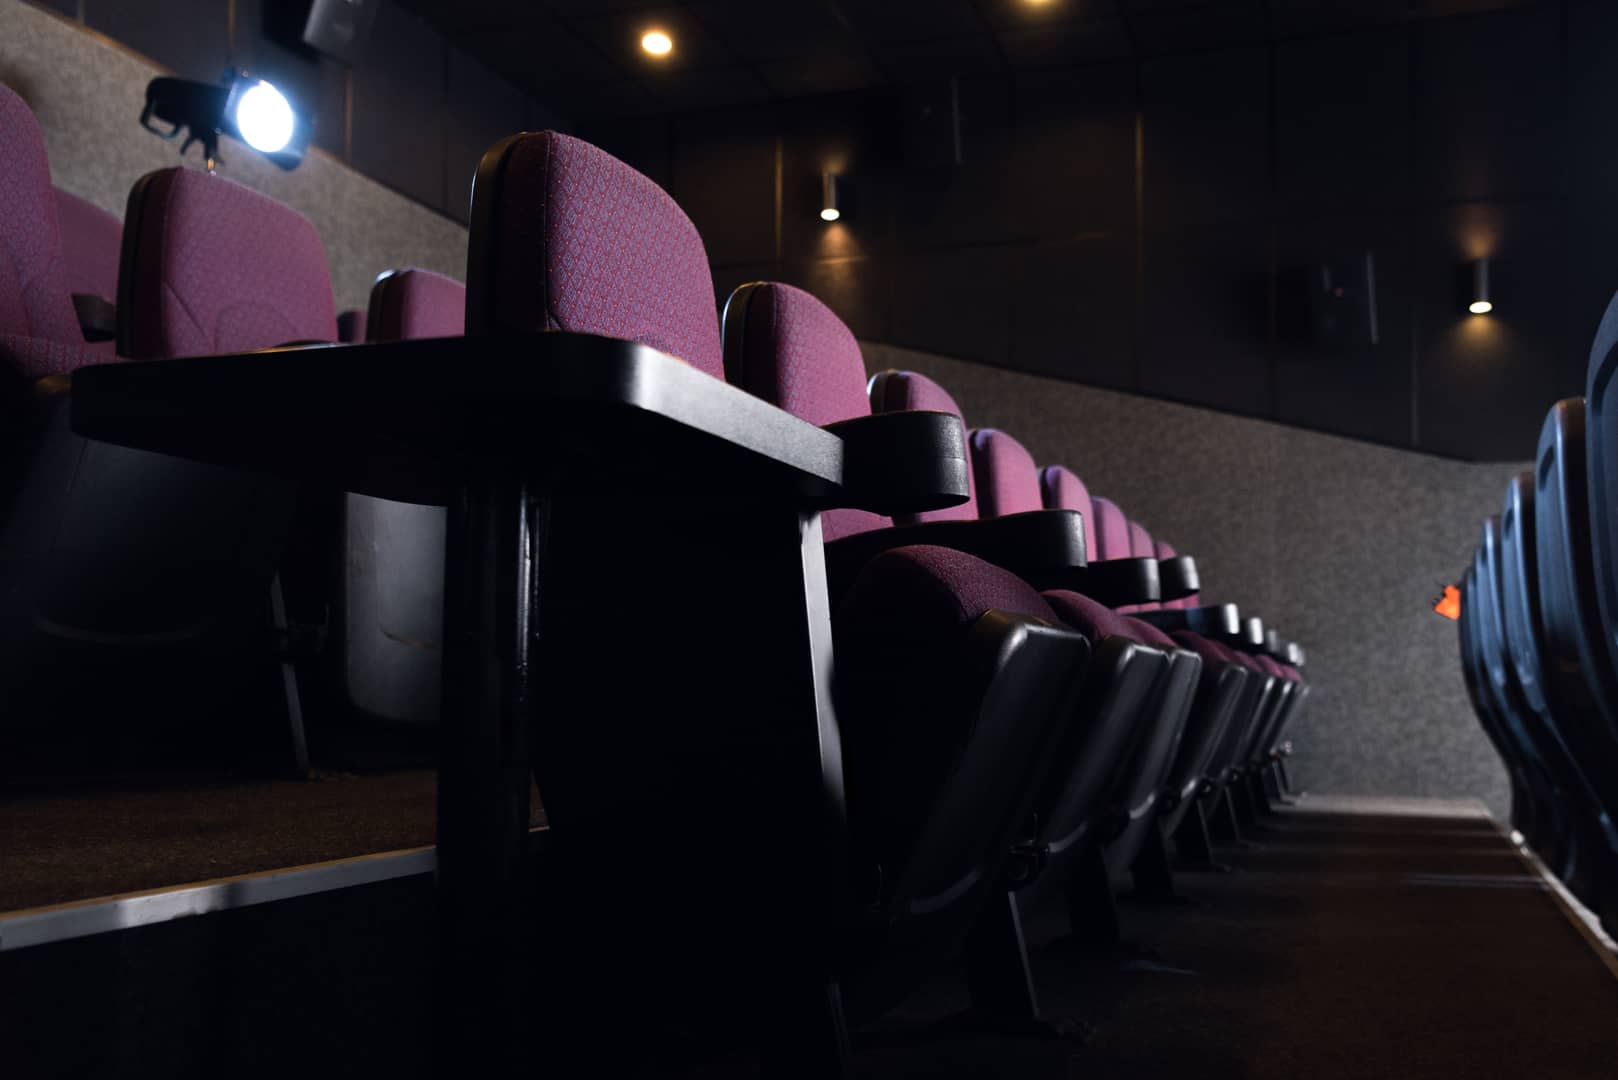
(0, 0, 468, 313)
(863, 342, 1526, 818)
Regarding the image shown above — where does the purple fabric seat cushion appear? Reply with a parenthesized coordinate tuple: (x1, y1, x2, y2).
(122, 168, 337, 358)
(1120, 519, 1160, 614)
(470, 131, 723, 379)
(1042, 588, 1142, 645)
(1090, 496, 1132, 561)
(368, 268, 466, 342)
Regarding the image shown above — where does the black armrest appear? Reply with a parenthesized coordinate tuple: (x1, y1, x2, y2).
(1157, 554, 1199, 603)
(1135, 602, 1242, 640)
(69, 334, 852, 506)
(71, 293, 117, 343)
(821, 410, 968, 519)
(1234, 617, 1267, 650)
(824, 509, 1086, 589)
(1036, 556, 1161, 608)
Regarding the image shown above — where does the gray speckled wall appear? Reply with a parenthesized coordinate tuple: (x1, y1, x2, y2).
(0, 0, 467, 312)
(862, 343, 1526, 818)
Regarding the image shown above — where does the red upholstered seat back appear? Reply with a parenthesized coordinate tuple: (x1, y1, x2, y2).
(1039, 464, 1098, 568)
(119, 168, 338, 359)
(467, 131, 723, 379)
(970, 429, 1043, 518)
(722, 281, 885, 539)
(367, 268, 466, 342)
(0, 85, 89, 378)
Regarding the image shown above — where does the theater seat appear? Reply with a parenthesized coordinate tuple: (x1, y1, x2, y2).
(339, 268, 466, 727)
(429, 139, 1099, 1057)
(968, 427, 1202, 886)
(721, 282, 1155, 1022)
(0, 88, 306, 770)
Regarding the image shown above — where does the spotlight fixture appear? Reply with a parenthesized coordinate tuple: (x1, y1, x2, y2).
(820, 171, 845, 222)
(1468, 258, 1493, 315)
(141, 70, 310, 172)
(641, 30, 673, 56)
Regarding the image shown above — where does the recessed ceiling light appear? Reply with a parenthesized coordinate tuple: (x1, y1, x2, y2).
(641, 30, 673, 56)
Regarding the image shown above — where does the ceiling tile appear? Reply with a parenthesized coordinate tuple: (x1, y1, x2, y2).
(640, 66, 773, 112)
(837, 0, 988, 43)
(691, 0, 864, 62)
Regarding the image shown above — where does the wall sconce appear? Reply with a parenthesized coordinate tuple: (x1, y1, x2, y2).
(820, 171, 845, 222)
(1468, 258, 1493, 315)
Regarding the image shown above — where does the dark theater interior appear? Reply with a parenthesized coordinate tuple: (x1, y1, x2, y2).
(5, 0, 1618, 1075)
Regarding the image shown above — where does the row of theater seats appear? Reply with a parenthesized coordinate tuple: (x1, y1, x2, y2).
(1458, 294, 1618, 940)
(0, 80, 1309, 1066)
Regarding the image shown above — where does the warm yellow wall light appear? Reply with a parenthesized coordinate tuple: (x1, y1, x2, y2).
(641, 30, 673, 56)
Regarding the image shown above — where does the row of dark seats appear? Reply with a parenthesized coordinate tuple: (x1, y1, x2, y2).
(1458, 294, 1618, 942)
(0, 82, 1309, 1069)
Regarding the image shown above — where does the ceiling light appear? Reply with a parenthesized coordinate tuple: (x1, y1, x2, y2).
(232, 80, 294, 153)
(641, 30, 673, 56)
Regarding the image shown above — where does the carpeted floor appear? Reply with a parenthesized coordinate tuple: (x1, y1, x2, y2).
(1, 770, 449, 910)
(839, 795, 1618, 1078)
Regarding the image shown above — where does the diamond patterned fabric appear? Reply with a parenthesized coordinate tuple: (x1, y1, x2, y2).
(123, 168, 337, 359)
(369, 268, 466, 342)
(477, 131, 723, 379)
(0, 85, 85, 371)
(728, 281, 885, 540)
(969, 429, 1043, 518)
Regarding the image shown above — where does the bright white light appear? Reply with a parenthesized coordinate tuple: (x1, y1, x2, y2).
(820, 207, 840, 222)
(1469, 300, 1493, 315)
(641, 30, 673, 56)
(235, 81, 294, 154)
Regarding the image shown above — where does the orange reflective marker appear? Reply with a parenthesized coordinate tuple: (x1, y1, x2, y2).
(1433, 584, 1461, 621)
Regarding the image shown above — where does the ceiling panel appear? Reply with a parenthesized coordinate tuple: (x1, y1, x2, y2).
(873, 34, 1008, 79)
(837, 0, 989, 43)
(691, 0, 865, 62)
(758, 52, 881, 97)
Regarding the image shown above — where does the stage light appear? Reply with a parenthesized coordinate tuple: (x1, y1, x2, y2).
(641, 30, 673, 56)
(232, 80, 294, 153)
(141, 70, 310, 172)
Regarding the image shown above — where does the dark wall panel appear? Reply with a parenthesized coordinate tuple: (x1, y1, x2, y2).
(350, 2, 446, 212)
(445, 46, 526, 223)
(1010, 64, 1137, 238)
(1416, 5, 1562, 203)
(1141, 224, 1272, 415)
(1141, 47, 1271, 229)
(890, 245, 1013, 367)
(1274, 31, 1412, 215)
(1010, 234, 1137, 392)
(1415, 201, 1576, 459)
(671, 109, 778, 265)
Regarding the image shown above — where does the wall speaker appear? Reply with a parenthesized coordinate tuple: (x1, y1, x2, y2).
(267, 0, 379, 65)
